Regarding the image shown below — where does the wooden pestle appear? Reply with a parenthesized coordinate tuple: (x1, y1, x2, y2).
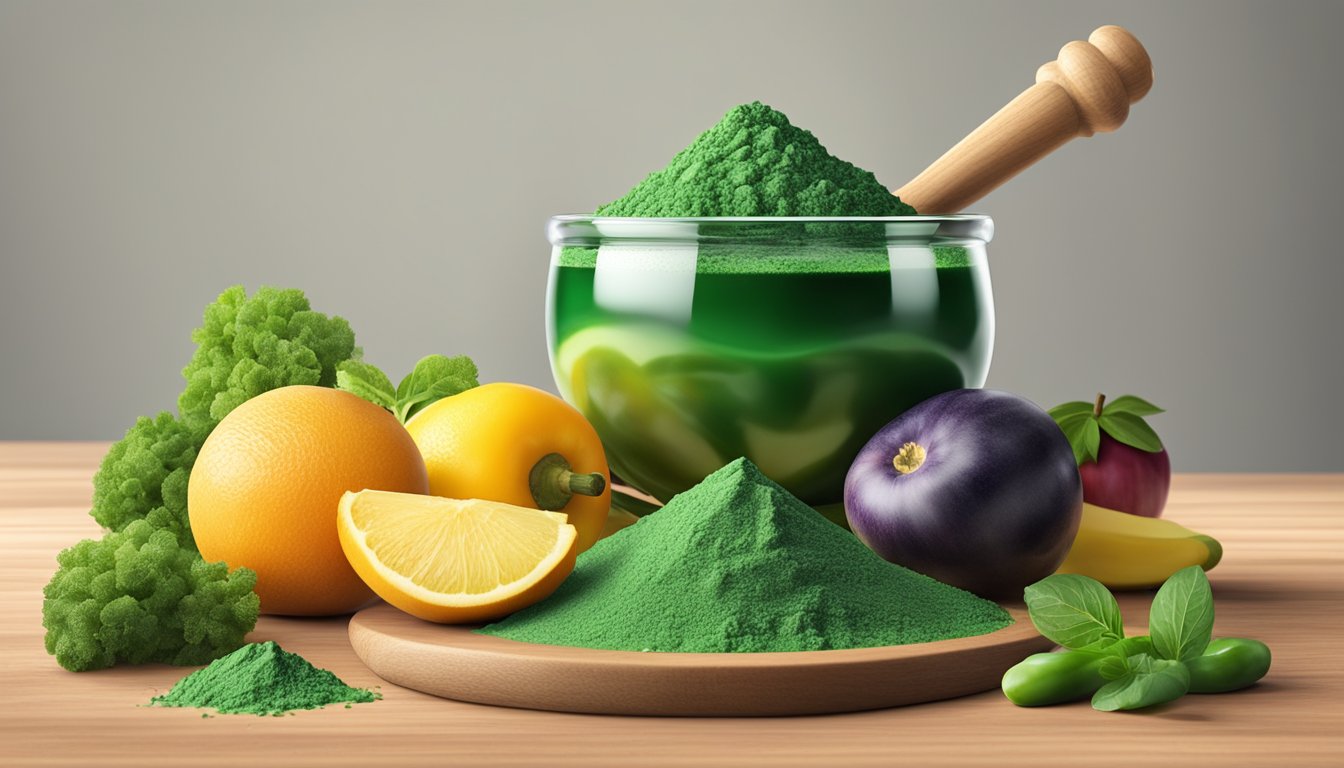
(894, 25, 1153, 214)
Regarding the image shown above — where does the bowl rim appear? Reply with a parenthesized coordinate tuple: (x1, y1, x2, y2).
(548, 214, 995, 246)
(550, 214, 992, 223)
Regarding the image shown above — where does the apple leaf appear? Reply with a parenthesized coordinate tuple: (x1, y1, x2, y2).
(1083, 418, 1101, 463)
(1051, 393, 1166, 464)
(1099, 412, 1163, 452)
(1056, 412, 1096, 465)
(1049, 401, 1094, 420)
(1103, 395, 1164, 418)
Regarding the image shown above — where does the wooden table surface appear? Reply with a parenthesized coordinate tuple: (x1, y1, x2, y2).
(2, 442, 1340, 767)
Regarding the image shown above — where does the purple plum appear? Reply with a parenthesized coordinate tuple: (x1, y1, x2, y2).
(844, 389, 1082, 599)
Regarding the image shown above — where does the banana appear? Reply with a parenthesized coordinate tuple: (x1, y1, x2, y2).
(1056, 503, 1222, 590)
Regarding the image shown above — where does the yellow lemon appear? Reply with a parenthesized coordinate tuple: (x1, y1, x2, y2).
(405, 382, 610, 552)
(337, 489, 577, 623)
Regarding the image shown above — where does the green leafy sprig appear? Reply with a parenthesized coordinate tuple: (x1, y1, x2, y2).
(336, 354, 479, 424)
(1022, 566, 1217, 711)
(1049, 393, 1165, 465)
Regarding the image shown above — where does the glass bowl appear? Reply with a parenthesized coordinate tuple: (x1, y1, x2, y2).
(545, 215, 995, 506)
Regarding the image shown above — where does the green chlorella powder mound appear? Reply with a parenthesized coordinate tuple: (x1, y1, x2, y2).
(149, 641, 379, 716)
(481, 459, 1011, 652)
(596, 101, 916, 217)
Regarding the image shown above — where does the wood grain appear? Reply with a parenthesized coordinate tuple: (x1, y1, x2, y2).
(348, 605, 1051, 716)
(1, 442, 1341, 767)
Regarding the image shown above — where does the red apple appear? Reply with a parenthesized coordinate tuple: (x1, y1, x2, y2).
(1051, 393, 1171, 519)
(1078, 432, 1171, 518)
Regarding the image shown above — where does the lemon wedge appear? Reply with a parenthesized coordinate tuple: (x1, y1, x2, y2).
(337, 490, 578, 623)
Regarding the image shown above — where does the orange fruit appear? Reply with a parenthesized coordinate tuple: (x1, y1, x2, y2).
(188, 385, 429, 615)
(405, 382, 610, 553)
(337, 490, 577, 623)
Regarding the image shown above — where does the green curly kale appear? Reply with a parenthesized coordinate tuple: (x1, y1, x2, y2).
(178, 285, 358, 432)
(43, 520, 260, 672)
(89, 287, 359, 538)
(45, 284, 360, 671)
(90, 412, 204, 540)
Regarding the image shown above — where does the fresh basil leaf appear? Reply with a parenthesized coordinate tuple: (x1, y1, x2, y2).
(393, 357, 420, 402)
(396, 386, 473, 423)
(1097, 654, 1131, 681)
(1099, 411, 1164, 452)
(1091, 654, 1190, 711)
(427, 370, 477, 398)
(1056, 412, 1096, 466)
(335, 360, 397, 410)
(396, 373, 476, 411)
(1149, 566, 1215, 661)
(394, 355, 479, 423)
(1102, 395, 1164, 417)
(1112, 634, 1154, 659)
(1024, 574, 1125, 650)
(1083, 417, 1101, 463)
(396, 354, 477, 401)
(1049, 401, 1094, 421)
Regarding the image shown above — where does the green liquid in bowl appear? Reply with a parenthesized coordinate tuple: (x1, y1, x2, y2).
(547, 236, 993, 506)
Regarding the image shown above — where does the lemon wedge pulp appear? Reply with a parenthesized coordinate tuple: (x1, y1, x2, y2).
(338, 490, 578, 623)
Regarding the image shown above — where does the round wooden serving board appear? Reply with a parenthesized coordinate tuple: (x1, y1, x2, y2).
(348, 603, 1051, 716)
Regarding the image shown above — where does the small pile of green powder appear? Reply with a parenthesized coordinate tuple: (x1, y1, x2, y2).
(480, 459, 1010, 652)
(596, 102, 916, 217)
(149, 641, 379, 716)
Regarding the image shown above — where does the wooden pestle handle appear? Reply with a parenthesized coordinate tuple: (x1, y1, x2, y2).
(894, 25, 1153, 214)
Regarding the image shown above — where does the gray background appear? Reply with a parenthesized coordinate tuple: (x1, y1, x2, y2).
(2, 0, 1340, 471)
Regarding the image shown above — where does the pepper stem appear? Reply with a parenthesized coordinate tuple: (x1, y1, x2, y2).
(1094, 392, 1106, 418)
(529, 453, 606, 510)
(567, 471, 606, 496)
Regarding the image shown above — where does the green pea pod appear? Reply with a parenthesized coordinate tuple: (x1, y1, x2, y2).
(1002, 651, 1107, 707)
(1185, 637, 1271, 693)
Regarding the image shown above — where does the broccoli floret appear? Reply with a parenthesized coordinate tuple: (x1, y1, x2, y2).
(92, 287, 357, 538)
(90, 412, 205, 540)
(178, 286, 359, 432)
(46, 284, 357, 672)
(42, 520, 259, 672)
